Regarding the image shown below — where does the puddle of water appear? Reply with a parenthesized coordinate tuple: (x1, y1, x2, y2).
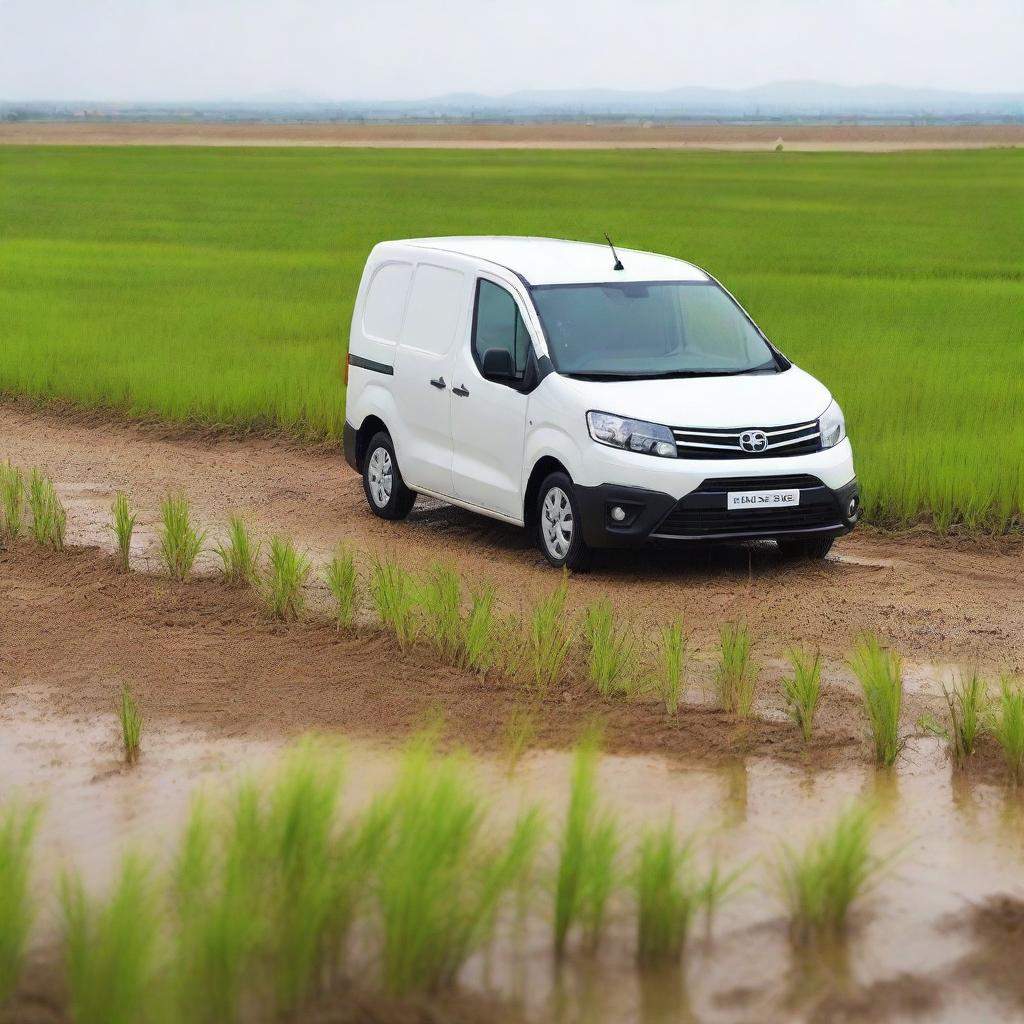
(2, 690, 1020, 1022)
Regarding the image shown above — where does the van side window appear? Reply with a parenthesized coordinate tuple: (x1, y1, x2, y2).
(472, 280, 531, 382)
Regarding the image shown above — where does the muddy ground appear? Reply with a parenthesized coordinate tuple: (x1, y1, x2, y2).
(4, 405, 1024, 1023)
(3, 122, 1023, 151)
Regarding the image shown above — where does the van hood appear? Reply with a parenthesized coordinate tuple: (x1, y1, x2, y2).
(554, 366, 831, 429)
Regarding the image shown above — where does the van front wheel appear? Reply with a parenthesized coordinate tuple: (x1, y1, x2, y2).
(536, 473, 592, 572)
(362, 432, 416, 521)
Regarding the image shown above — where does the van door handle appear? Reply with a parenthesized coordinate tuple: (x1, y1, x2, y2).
(429, 377, 446, 390)
(452, 384, 470, 398)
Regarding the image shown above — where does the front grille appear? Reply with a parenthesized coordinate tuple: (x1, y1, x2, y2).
(690, 474, 823, 493)
(653, 474, 841, 539)
(671, 420, 821, 460)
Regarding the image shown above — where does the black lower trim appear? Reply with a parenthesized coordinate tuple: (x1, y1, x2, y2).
(574, 477, 859, 548)
(343, 420, 359, 473)
(348, 354, 394, 375)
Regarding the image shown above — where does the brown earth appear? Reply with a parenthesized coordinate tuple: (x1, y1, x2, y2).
(2, 404, 1021, 676)
(2, 121, 1023, 151)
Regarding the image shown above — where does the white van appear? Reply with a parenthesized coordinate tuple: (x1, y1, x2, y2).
(343, 236, 859, 570)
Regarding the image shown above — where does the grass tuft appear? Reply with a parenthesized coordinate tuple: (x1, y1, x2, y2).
(420, 562, 463, 662)
(943, 671, 986, 768)
(554, 728, 619, 956)
(370, 558, 420, 649)
(658, 618, 687, 715)
(28, 467, 66, 550)
(110, 492, 137, 572)
(0, 801, 41, 1009)
(582, 600, 636, 698)
(527, 577, 574, 695)
(159, 493, 206, 581)
(715, 622, 758, 717)
(775, 802, 877, 944)
(463, 585, 497, 671)
(262, 536, 312, 620)
(991, 677, 1024, 785)
(781, 647, 823, 743)
(214, 515, 260, 588)
(850, 633, 904, 767)
(61, 853, 162, 1024)
(377, 736, 542, 993)
(0, 461, 25, 543)
(118, 686, 142, 764)
(503, 705, 537, 773)
(634, 821, 739, 964)
(324, 546, 358, 629)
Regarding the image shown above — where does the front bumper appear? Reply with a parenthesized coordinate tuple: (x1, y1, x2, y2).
(576, 475, 860, 548)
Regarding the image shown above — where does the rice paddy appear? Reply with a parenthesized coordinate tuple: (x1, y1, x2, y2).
(0, 146, 1021, 533)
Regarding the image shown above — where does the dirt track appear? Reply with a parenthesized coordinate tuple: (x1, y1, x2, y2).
(2, 405, 1022, 675)
(3, 122, 1022, 151)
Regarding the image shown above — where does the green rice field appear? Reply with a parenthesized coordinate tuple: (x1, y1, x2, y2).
(0, 145, 1021, 531)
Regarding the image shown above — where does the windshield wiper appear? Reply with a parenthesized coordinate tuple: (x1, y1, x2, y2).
(562, 366, 776, 381)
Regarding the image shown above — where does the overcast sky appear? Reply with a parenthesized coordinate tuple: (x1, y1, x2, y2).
(3, 0, 1022, 102)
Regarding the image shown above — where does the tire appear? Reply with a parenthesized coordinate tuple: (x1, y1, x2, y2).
(535, 472, 592, 572)
(362, 431, 416, 521)
(778, 535, 835, 560)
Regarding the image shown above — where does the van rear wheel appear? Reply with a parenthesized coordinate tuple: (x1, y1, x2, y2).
(362, 431, 416, 521)
(536, 472, 592, 572)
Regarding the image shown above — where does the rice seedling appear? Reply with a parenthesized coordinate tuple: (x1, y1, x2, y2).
(324, 546, 358, 629)
(462, 584, 496, 671)
(370, 557, 420, 649)
(376, 736, 542, 993)
(715, 622, 758, 717)
(0, 801, 40, 1010)
(849, 633, 904, 767)
(658, 618, 687, 715)
(420, 562, 463, 662)
(582, 600, 636, 698)
(118, 685, 142, 764)
(61, 853, 162, 1024)
(991, 677, 1024, 785)
(214, 515, 260, 588)
(634, 821, 740, 964)
(503, 705, 537, 773)
(943, 672, 987, 768)
(781, 647, 823, 743)
(0, 461, 25, 543)
(109, 492, 137, 572)
(527, 577, 574, 695)
(159, 493, 206, 581)
(173, 791, 265, 1024)
(554, 728, 619, 956)
(262, 535, 312, 621)
(27, 467, 66, 550)
(774, 802, 877, 944)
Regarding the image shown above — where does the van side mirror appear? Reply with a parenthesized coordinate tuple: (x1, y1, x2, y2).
(482, 348, 516, 381)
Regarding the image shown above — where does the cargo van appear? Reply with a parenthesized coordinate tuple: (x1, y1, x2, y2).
(343, 236, 859, 570)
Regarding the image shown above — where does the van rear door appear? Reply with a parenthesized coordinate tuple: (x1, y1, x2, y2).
(391, 262, 468, 497)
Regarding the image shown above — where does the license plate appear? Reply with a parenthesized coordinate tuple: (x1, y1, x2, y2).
(727, 489, 800, 510)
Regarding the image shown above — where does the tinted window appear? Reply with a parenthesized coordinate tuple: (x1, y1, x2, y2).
(473, 280, 531, 380)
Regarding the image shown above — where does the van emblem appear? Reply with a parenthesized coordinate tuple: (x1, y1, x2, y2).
(740, 429, 768, 453)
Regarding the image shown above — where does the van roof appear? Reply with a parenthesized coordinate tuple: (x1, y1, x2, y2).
(392, 235, 709, 287)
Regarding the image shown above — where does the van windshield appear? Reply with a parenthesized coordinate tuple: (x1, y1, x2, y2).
(531, 281, 782, 379)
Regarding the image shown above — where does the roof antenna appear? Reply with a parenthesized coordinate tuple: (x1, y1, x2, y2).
(603, 233, 625, 272)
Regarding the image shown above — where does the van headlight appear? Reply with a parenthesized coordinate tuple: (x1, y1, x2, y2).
(818, 400, 846, 449)
(586, 411, 677, 458)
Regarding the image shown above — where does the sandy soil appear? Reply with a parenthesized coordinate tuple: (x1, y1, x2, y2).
(2, 121, 1022, 151)
(2, 405, 1021, 676)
